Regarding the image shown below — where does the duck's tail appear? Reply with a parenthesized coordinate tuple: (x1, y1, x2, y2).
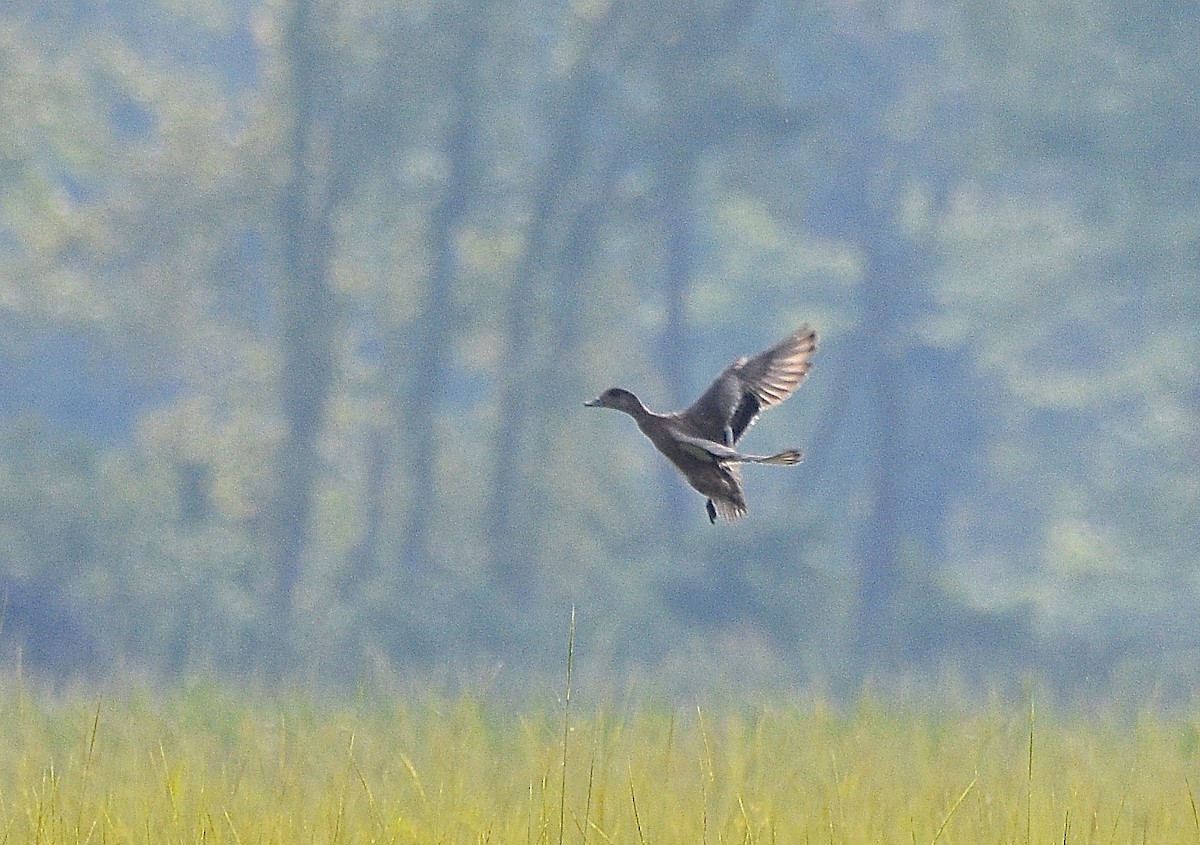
(752, 448, 803, 466)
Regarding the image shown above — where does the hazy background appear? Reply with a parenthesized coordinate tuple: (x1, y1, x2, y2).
(2, 0, 1197, 704)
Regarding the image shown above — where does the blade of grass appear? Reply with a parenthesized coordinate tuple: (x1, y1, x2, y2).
(1109, 756, 1138, 844)
(159, 743, 179, 820)
(830, 750, 846, 841)
(697, 705, 715, 845)
(587, 818, 618, 845)
(574, 709, 602, 845)
(1185, 775, 1200, 839)
(1027, 690, 1036, 845)
(737, 792, 755, 845)
(560, 605, 576, 845)
(351, 755, 386, 838)
(330, 732, 354, 845)
(930, 778, 976, 845)
(223, 809, 244, 845)
(398, 751, 428, 805)
(77, 698, 101, 844)
(629, 764, 647, 845)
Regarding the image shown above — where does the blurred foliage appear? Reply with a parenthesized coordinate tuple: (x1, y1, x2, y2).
(0, 0, 1196, 702)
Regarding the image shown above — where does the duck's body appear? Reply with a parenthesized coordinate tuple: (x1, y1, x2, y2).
(585, 326, 816, 522)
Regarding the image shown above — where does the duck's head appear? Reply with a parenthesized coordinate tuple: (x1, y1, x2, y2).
(584, 387, 644, 415)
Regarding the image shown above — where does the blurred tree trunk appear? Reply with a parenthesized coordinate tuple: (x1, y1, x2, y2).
(853, 226, 919, 660)
(346, 427, 388, 585)
(547, 172, 615, 361)
(785, 17, 952, 675)
(655, 156, 696, 528)
(273, 0, 340, 612)
(486, 27, 616, 600)
(400, 14, 485, 572)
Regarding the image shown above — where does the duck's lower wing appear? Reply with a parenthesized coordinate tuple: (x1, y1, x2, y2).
(676, 433, 802, 466)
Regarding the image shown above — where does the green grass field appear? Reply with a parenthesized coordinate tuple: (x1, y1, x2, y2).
(1, 677, 1198, 844)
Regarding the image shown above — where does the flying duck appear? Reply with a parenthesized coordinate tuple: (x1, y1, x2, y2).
(585, 325, 817, 522)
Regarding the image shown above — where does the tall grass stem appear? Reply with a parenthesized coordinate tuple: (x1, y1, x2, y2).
(559, 605, 576, 845)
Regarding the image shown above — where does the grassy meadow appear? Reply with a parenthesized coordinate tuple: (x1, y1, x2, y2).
(1, 676, 1199, 844)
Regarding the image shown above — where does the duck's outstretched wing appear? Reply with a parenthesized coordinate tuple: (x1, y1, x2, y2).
(675, 433, 803, 466)
(681, 326, 816, 445)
